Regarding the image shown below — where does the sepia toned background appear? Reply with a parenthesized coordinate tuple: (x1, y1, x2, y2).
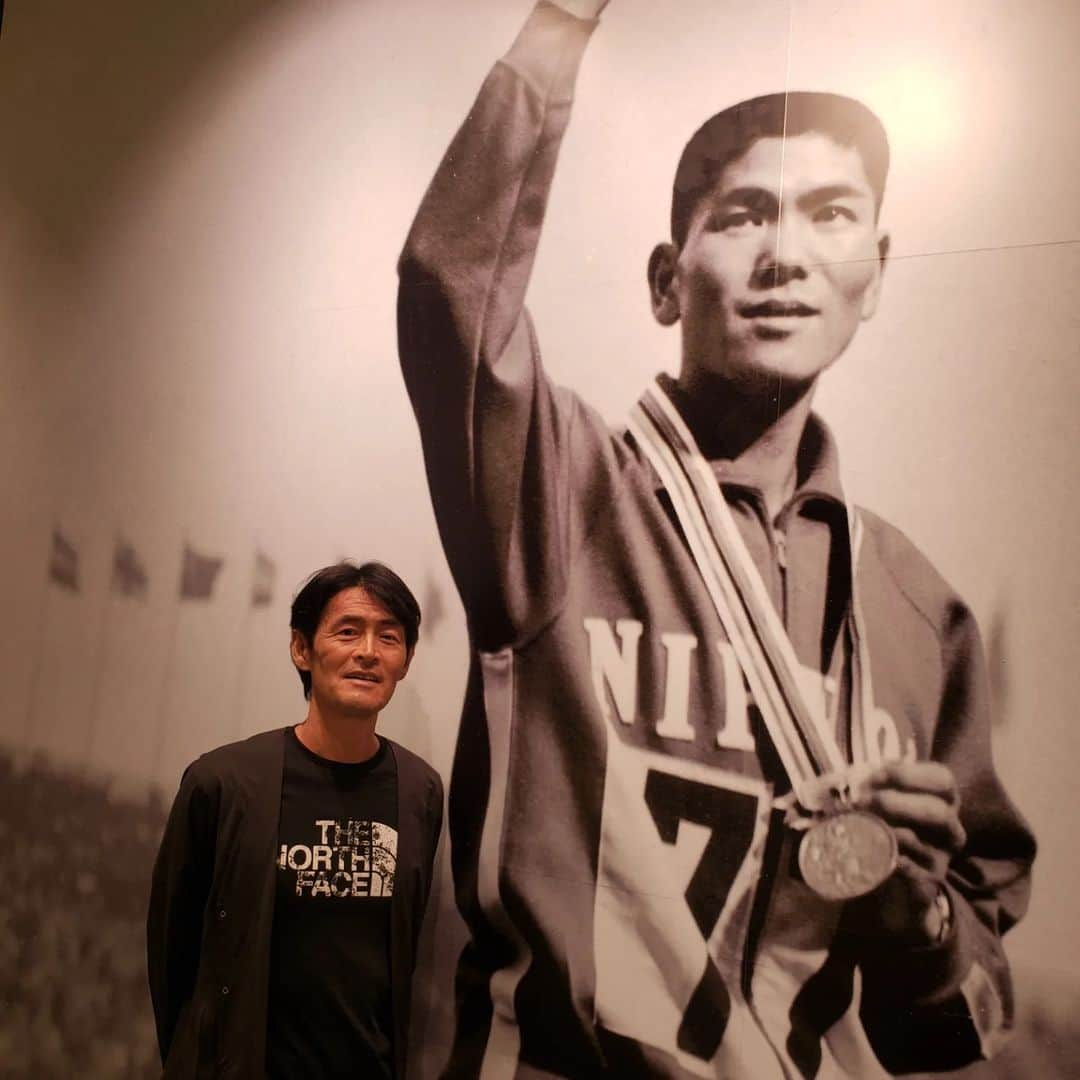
(1, 0, 1077, 1074)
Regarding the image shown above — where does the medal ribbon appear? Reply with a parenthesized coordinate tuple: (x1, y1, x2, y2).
(628, 379, 873, 802)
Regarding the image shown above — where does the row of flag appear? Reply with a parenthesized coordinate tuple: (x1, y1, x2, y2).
(48, 528, 276, 607)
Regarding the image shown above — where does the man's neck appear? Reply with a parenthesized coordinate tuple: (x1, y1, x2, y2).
(295, 704, 380, 764)
(674, 369, 817, 521)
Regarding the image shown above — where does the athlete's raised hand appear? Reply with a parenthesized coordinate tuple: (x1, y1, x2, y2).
(848, 760, 965, 945)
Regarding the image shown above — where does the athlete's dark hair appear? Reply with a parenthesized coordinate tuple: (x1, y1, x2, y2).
(289, 561, 421, 699)
(670, 91, 890, 247)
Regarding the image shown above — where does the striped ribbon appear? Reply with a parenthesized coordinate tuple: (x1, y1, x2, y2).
(628, 379, 874, 803)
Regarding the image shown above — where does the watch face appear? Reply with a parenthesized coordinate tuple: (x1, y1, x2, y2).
(798, 810, 898, 901)
(930, 886, 953, 944)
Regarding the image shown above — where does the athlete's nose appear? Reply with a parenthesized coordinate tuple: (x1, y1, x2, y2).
(752, 218, 811, 289)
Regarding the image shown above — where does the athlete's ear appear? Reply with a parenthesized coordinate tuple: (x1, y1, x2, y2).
(648, 242, 681, 327)
(860, 231, 890, 321)
(290, 629, 312, 672)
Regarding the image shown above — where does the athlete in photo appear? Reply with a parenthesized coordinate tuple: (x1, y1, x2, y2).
(397, 1, 1034, 1076)
(147, 562, 443, 1078)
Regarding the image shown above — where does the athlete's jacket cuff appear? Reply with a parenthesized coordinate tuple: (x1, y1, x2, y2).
(503, 1, 598, 105)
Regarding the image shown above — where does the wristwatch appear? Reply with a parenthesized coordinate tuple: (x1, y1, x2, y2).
(928, 884, 953, 945)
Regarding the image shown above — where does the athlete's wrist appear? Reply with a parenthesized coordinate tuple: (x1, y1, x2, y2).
(549, 0, 610, 21)
(889, 880, 953, 948)
(919, 884, 953, 946)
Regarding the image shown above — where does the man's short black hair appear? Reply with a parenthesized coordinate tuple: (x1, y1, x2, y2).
(671, 91, 890, 247)
(289, 561, 421, 699)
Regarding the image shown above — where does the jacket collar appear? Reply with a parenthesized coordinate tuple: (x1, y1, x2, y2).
(654, 373, 846, 513)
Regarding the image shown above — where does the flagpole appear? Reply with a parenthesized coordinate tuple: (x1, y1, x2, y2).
(82, 585, 116, 775)
(150, 541, 225, 786)
(233, 551, 275, 742)
(21, 557, 54, 752)
(150, 565, 183, 789)
(232, 594, 255, 743)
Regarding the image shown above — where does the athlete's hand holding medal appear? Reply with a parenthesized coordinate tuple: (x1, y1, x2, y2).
(843, 759, 963, 945)
(793, 758, 962, 944)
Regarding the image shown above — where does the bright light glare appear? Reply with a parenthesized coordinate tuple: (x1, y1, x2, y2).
(870, 64, 959, 154)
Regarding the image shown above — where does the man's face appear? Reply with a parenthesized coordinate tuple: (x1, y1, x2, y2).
(662, 132, 887, 389)
(290, 586, 411, 720)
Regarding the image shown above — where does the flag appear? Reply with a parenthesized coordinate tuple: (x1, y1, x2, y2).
(251, 550, 275, 607)
(421, 572, 446, 636)
(112, 537, 149, 598)
(48, 527, 79, 591)
(180, 544, 223, 600)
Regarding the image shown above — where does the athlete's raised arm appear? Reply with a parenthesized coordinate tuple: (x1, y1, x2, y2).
(397, 2, 609, 648)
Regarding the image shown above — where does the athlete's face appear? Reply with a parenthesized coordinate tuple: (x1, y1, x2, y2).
(651, 132, 888, 390)
(290, 587, 411, 720)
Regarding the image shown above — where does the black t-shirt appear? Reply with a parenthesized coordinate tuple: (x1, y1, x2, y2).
(266, 728, 399, 1079)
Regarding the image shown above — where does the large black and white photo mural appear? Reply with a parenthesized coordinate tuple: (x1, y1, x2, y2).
(0, 0, 1076, 1076)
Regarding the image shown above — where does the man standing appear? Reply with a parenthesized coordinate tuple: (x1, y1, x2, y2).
(147, 561, 443, 1078)
(398, 1, 1034, 1077)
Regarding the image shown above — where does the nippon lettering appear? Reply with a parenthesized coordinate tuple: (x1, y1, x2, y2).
(583, 617, 756, 750)
(582, 616, 900, 760)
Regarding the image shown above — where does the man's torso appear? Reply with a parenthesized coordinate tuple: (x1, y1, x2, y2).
(267, 730, 399, 1079)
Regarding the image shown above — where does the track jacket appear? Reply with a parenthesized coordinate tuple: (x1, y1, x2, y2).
(397, 4, 1034, 1077)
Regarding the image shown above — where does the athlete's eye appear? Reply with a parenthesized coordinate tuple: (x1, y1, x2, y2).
(813, 204, 857, 226)
(715, 210, 765, 232)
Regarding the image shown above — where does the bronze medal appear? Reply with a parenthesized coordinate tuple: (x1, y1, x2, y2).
(798, 810, 898, 901)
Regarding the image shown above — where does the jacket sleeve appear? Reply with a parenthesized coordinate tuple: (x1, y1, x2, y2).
(146, 762, 219, 1064)
(397, 2, 600, 651)
(855, 601, 1036, 1073)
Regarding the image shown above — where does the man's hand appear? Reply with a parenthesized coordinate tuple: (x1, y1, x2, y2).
(847, 761, 966, 946)
(552, 0, 611, 19)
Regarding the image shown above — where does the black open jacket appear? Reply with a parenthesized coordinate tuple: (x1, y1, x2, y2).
(147, 728, 443, 1079)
